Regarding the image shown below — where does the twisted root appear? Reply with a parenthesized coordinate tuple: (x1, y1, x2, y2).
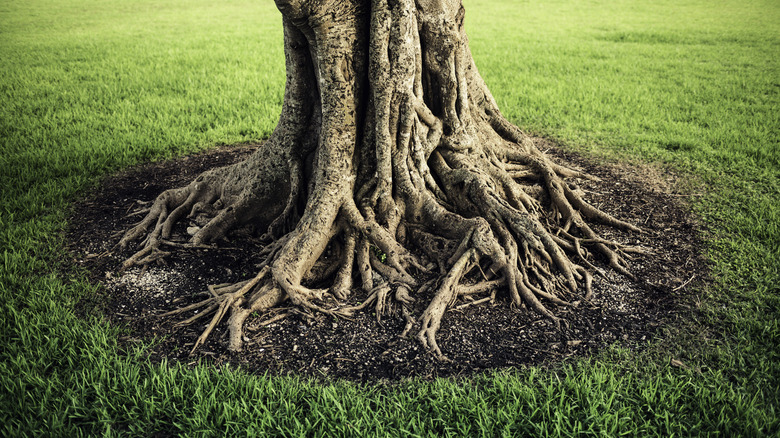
(117, 0, 643, 360)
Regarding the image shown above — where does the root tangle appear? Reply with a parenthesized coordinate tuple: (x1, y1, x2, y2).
(117, 0, 642, 360)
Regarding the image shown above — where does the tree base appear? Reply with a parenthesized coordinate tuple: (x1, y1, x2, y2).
(114, 0, 650, 360)
(116, 138, 643, 359)
(69, 141, 706, 379)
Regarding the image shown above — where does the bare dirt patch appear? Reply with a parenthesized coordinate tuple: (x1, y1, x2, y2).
(68, 141, 707, 382)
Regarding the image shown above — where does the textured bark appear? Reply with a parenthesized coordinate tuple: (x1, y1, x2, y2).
(120, 0, 640, 359)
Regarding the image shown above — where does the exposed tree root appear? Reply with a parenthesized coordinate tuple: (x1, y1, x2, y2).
(117, 0, 643, 360)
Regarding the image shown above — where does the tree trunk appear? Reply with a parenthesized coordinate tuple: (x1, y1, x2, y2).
(119, 0, 639, 359)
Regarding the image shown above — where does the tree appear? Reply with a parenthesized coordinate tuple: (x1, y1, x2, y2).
(119, 0, 639, 360)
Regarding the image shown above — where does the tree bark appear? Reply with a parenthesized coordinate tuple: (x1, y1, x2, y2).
(119, 0, 640, 359)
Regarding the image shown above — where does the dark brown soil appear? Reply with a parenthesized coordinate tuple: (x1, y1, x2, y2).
(68, 141, 707, 383)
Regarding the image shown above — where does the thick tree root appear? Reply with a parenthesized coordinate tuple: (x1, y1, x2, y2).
(118, 0, 644, 359)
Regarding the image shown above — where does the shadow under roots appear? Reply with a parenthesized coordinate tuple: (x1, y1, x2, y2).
(68, 141, 708, 382)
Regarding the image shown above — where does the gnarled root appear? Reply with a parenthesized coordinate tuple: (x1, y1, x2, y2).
(138, 137, 639, 357)
(118, 145, 295, 273)
(118, 0, 643, 359)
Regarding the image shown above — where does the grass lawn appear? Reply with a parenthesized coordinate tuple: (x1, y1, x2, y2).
(1, 0, 778, 435)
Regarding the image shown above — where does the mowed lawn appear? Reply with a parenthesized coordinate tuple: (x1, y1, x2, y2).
(1, 0, 778, 435)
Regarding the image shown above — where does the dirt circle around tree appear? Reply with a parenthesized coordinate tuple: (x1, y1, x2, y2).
(69, 140, 707, 382)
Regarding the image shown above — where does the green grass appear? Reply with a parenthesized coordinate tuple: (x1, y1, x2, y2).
(1, 0, 778, 435)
